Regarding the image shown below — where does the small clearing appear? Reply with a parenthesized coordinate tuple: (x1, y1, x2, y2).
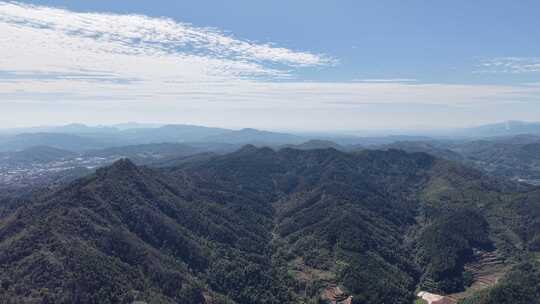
(417, 291, 452, 304)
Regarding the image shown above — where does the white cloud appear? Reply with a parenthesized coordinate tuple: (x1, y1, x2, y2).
(477, 57, 540, 74)
(0, 1, 333, 80)
(1, 2, 540, 130)
(351, 78, 418, 83)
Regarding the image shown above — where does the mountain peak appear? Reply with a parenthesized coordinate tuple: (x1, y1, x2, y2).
(236, 144, 275, 155)
(96, 158, 140, 179)
(238, 144, 258, 152)
(110, 158, 138, 171)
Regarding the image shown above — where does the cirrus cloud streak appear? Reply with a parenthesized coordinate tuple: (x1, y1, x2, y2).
(1, 2, 540, 130)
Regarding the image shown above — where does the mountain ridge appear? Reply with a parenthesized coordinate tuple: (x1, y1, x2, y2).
(0, 147, 538, 303)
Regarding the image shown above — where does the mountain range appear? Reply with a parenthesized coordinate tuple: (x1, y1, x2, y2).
(376, 135, 540, 185)
(1, 121, 540, 303)
(2, 120, 540, 152)
(0, 146, 539, 303)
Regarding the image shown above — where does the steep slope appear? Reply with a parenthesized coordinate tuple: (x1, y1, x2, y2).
(180, 147, 536, 302)
(269, 149, 432, 303)
(459, 260, 540, 304)
(0, 147, 538, 304)
(0, 159, 289, 303)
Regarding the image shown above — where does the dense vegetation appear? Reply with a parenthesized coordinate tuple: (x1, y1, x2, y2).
(0, 146, 538, 303)
(380, 134, 540, 185)
(417, 210, 492, 292)
(460, 260, 540, 304)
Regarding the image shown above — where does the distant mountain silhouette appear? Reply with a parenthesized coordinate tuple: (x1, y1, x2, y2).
(0, 133, 110, 152)
(279, 139, 345, 151)
(203, 128, 305, 144)
(457, 121, 540, 137)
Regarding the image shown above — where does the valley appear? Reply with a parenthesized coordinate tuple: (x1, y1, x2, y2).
(3, 0, 540, 302)
(0, 141, 539, 303)
(0, 123, 540, 303)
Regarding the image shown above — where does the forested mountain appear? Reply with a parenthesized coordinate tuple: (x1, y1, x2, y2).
(460, 260, 540, 304)
(375, 135, 540, 186)
(0, 147, 538, 303)
(375, 141, 465, 162)
(451, 138, 540, 183)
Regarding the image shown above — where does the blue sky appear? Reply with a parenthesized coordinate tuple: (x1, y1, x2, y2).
(1, 1, 539, 131)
